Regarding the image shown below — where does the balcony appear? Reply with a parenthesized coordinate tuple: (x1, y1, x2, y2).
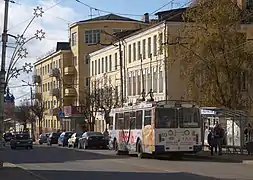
(64, 88, 76, 97)
(64, 66, 76, 75)
(34, 92, 42, 100)
(49, 68, 60, 77)
(50, 108, 59, 116)
(32, 75, 41, 84)
(50, 88, 60, 97)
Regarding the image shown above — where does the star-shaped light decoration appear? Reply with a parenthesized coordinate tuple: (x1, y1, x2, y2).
(33, 6, 44, 18)
(22, 62, 33, 73)
(35, 29, 45, 41)
(10, 68, 21, 79)
(17, 47, 28, 59)
(15, 34, 26, 45)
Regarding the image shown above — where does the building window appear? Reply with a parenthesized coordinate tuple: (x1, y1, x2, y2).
(137, 72, 141, 95)
(95, 60, 97, 75)
(71, 32, 77, 46)
(159, 33, 163, 55)
(92, 61, 94, 76)
(137, 41, 141, 60)
(128, 76, 132, 96)
(115, 53, 118, 70)
(147, 69, 152, 92)
(101, 58, 104, 73)
(85, 29, 101, 44)
(128, 44, 131, 63)
(153, 35, 157, 56)
(109, 55, 112, 71)
(85, 77, 90, 87)
(105, 56, 108, 72)
(148, 37, 151, 57)
(85, 55, 89, 64)
(142, 39, 146, 59)
(133, 43, 136, 61)
(153, 68, 157, 93)
(73, 56, 77, 66)
(159, 69, 163, 93)
(133, 75, 136, 96)
(98, 59, 101, 74)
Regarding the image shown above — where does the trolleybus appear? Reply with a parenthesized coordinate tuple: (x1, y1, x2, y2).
(108, 100, 203, 158)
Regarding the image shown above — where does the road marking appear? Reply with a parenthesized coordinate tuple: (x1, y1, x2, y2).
(4, 163, 49, 180)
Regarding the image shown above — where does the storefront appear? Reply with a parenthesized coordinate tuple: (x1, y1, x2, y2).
(60, 106, 88, 133)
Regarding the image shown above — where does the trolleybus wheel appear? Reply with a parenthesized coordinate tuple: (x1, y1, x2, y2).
(114, 141, 124, 155)
(137, 142, 145, 159)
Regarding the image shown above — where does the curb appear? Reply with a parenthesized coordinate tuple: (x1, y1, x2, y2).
(242, 160, 253, 165)
(4, 162, 47, 180)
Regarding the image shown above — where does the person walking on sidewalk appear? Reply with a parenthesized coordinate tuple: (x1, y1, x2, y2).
(208, 128, 217, 156)
(214, 123, 225, 155)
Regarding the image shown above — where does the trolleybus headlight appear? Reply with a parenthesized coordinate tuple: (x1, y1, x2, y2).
(168, 130, 173, 135)
(184, 130, 190, 136)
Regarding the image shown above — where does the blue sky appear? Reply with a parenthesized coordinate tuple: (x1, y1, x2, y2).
(1, 0, 189, 102)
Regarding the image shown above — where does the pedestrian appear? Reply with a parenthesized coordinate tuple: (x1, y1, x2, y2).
(214, 123, 225, 155)
(208, 128, 217, 156)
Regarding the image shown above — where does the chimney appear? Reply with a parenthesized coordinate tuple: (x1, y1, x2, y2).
(143, 13, 149, 23)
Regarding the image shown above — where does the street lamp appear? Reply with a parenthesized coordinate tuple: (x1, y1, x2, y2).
(0, 2, 45, 168)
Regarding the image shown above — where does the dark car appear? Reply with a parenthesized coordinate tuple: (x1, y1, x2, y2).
(4, 132, 14, 142)
(10, 133, 33, 149)
(47, 132, 60, 146)
(78, 132, 108, 149)
(38, 133, 49, 145)
(67, 132, 83, 148)
(58, 131, 73, 147)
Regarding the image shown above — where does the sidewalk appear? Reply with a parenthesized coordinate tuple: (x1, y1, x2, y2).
(194, 151, 253, 163)
(1, 163, 39, 180)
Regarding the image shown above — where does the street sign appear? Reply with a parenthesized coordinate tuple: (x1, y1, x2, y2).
(58, 111, 65, 118)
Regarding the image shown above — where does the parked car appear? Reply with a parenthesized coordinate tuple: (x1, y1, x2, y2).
(58, 131, 73, 147)
(10, 133, 33, 149)
(78, 132, 108, 149)
(4, 132, 14, 142)
(67, 132, 83, 148)
(47, 132, 60, 146)
(38, 133, 49, 145)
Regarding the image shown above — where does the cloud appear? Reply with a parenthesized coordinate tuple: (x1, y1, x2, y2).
(0, 0, 80, 103)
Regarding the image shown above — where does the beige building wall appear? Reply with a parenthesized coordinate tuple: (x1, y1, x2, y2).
(89, 21, 187, 132)
(69, 20, 149, 106)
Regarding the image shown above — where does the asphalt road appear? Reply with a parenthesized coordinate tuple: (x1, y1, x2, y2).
(2, 145, 253, 180)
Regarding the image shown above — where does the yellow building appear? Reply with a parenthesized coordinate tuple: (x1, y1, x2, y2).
(33, 14, 149, 133)
(89, 10, 187, 132)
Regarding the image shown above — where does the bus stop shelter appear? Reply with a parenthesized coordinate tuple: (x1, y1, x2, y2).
(200, 107, 251, 154)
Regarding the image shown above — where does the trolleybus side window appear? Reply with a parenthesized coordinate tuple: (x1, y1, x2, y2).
(124, 112, 130, 129)
(130, 111, 136, 129)
(136, 110, 143, 129)
(115, 113, 124, 130)
(144, 110, 151, 126)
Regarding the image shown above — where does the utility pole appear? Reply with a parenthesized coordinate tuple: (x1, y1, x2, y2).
(30, 86, 35, 141)
(0, 0, 9, 168)
(119, 41, 124, 107)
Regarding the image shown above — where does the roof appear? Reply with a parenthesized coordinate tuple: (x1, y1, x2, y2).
(155, 8, 187, 22)
(76, 13, 146, 24)
(113, 29, 142, 39)
(34, 42, 70, 64)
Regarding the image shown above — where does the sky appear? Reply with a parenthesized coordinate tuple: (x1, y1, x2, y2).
(0, 0, 189, 104)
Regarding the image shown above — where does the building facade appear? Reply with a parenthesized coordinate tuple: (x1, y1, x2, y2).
(89, 15, 186, 132)
(33, 14, 149, 133)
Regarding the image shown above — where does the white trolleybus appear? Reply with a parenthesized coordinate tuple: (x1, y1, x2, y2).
(108, 100, 203, 158)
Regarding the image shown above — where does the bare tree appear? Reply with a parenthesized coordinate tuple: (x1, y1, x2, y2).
(177, 0, 253, 110)
(30, 99, 45, 135)
(15, 100, 32, 131)
(90, 77, 119, 130)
